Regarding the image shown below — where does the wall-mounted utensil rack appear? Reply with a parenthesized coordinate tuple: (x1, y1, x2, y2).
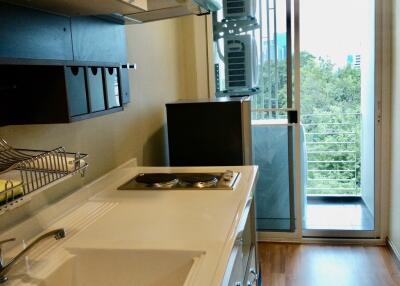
(0, 139, 88, 215)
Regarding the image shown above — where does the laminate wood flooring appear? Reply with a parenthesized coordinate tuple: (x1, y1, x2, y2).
(258, 243, 400, 286)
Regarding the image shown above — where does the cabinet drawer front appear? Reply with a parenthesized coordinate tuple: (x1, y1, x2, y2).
(0, 3, 73, 61)
(241, 206, 253, 275)
(236, 197, 253, 276)
(244, 247, 258, 286)
(119, 67, 130, 104)
(104, 67, 121, 109)
(71, 17, 127, 63)
(86, 67, 106, 112)
(222, 245, 244, 286)
(65, 66, 88, 116)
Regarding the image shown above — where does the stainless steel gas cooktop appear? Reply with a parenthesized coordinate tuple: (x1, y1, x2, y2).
(118, 170, 240, 191)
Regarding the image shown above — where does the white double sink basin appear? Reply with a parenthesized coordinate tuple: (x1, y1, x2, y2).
(13, 248, 204, 286)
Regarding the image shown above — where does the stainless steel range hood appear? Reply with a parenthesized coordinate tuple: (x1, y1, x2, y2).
(1, 0, 221, 24)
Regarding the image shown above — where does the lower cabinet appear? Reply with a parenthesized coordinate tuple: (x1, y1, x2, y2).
(226, 245, 245, 286)
(244, 247, 258, 286)
(0, 64, 130, 125)
(222, 197, 260, 286)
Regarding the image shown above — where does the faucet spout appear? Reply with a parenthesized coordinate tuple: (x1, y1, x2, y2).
(0, 228, 66, 283)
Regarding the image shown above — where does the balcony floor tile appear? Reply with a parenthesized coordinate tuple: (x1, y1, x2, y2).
(304, 197, 374, 231)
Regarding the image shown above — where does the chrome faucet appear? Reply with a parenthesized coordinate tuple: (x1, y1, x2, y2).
(0, 228, 66, 283)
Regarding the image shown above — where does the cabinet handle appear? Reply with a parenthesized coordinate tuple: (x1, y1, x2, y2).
(121, 63, 137, 70)
(247, 269, 258, 286)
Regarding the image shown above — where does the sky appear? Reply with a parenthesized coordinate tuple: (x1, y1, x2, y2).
(262, 0, 372, 67)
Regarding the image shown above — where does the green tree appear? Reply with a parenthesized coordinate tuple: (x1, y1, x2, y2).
(254, 51, 361, 195)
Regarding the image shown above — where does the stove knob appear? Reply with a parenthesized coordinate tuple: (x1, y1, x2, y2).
(223, 170, 234, 181)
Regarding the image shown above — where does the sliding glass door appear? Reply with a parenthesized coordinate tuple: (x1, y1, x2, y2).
(253, 0, 378, 239)
(211, 0, 379, 239)
(252, 0, 300, 234)
(300, 0, 377, 237)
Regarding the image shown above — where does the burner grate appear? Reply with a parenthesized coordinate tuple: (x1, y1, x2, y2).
(117, 171, 240, 191)
(180, 174, 218, 188)
(135, 173, 178, 188)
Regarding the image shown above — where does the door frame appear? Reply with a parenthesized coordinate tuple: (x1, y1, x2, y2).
(300, 0, 390, 240)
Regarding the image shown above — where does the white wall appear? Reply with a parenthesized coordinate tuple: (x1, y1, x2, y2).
(390, 0, 400, 253)
(178, 16, 211, 99)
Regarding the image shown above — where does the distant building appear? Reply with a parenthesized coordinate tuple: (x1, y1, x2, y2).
(263, 33, 287, 62)
(347, 54, 361, 69)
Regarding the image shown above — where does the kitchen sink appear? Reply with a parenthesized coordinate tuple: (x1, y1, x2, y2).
(38, 249, 204, 286)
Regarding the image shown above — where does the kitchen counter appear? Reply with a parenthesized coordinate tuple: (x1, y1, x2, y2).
(5, 164, 258, 286)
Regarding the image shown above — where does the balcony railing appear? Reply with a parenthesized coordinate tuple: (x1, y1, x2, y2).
(251, 111, 361, 196)
(302, 113, 361, 196)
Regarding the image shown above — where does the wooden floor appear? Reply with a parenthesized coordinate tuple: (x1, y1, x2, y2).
(258, 243, 400, 286)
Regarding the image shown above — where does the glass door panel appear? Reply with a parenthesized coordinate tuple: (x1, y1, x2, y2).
(300, 0, 376, 236)
(253, 123, 296, 231)
(252, 0, 298, 232)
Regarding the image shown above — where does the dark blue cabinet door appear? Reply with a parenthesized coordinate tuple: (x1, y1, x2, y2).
(119, 68, 131, 105)
(71, 17, 128, 63)
(86, 67, 106, 112)
(65, 66, 88, 116)
(104, 67, 121, 109)
(0, 3, 73, 61)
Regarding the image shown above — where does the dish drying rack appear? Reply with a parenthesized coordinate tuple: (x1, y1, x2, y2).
(0, 139, 88, 214)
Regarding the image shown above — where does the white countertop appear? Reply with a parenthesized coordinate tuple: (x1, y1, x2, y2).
(6, 165, 258, 286)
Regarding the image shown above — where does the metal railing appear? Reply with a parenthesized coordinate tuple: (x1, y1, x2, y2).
(302, 113, 361, 196)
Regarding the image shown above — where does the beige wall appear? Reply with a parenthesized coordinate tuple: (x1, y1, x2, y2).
(0, 16, 209, 231)
(390, 0, 400, 253)
(179, 16, 211, 99)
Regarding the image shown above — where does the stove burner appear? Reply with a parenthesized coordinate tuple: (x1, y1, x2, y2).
(135, 173, 179, 188)
(180, 174, 218, 188)
(118, 171, 240, 191)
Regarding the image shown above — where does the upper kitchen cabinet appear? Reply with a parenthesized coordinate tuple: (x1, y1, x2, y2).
(0, 2, 128, 64)
(0, 0, 220, 25)
(119, 0, 221, 24)
(0, 64, 126, 125)
(0, 0, 147, 16)
(0, 3, 132, 126)
(0, 3, 73, 61)
(71, 17, 127, 63)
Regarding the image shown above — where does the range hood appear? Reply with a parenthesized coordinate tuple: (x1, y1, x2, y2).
(114, 0, 221, 24)
(1, 0, 222, 23)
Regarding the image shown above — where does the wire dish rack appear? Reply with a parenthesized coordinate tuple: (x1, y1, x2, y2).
(0, 139, 88, 214)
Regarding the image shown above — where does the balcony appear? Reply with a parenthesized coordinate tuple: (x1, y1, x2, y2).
(252, 111, 374, 231)
(302, 113, 373, 230)
(302, 113, 361, 197)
